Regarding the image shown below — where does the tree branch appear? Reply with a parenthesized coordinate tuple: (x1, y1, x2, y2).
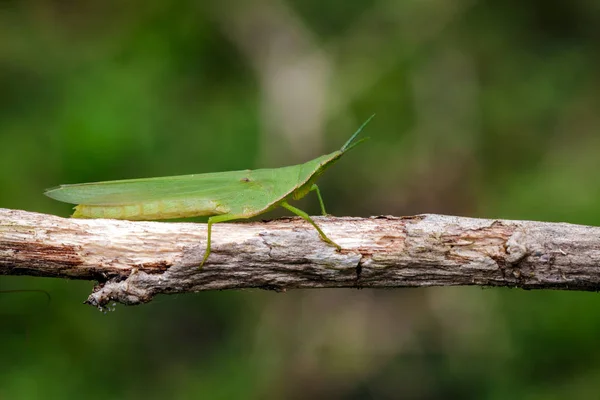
(1, 208, 599, 308)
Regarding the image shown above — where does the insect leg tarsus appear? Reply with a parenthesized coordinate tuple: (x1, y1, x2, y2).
(280, 201, 341, 250)
(309, 184, 328, 216)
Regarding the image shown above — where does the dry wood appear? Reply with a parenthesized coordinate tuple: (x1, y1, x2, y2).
(1, 208, 600, 308)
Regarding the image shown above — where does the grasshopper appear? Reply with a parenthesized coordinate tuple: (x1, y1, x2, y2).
(45, 115, 375, 267)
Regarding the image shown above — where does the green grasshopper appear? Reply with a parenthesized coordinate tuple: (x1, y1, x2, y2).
(45, 115, 375, 268)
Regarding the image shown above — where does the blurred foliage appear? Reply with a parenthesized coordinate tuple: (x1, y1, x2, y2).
(2, 0, 600, 398)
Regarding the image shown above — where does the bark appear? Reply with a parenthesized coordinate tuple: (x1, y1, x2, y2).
(1, 208, 599, 308)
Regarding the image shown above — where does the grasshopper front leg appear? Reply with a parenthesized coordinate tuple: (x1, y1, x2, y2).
(309, 184, 328, 216)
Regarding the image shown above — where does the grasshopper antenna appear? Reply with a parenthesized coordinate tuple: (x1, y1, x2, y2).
(341, 114, 376, 152)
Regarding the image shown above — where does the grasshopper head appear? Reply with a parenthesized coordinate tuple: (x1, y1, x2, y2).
(292, 115, 375, 201)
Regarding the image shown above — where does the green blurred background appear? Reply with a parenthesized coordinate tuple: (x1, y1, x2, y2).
(2, 0, 600, 398)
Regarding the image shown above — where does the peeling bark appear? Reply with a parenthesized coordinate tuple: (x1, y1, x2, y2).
(1, 208, 600, 308)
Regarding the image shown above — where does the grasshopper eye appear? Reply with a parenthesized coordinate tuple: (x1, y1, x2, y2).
(240, 177, 251, 183)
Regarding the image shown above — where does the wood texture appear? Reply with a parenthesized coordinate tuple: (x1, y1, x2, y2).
(1, 208, 600, 308)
